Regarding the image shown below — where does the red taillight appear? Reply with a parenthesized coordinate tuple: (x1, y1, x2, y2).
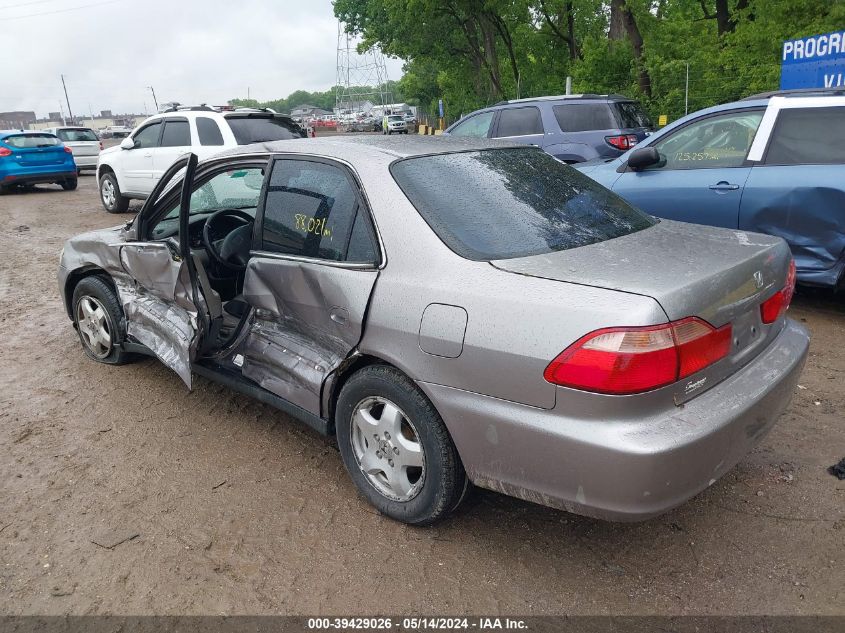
(544, 317, 732, 395)
(63, 146, 73, 154)
(0, 146, 11, 157)
(760, 260, 796, 324)
(605, 134, 639, 150)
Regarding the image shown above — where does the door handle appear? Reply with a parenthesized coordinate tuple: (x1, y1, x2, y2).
(143, 152, 153, 157)
(709, 181, 739, 191)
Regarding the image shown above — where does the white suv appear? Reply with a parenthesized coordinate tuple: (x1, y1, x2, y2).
(97, 108, 305, 213)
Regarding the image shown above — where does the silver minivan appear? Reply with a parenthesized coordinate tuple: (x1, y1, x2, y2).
(43, 127, 102, 174)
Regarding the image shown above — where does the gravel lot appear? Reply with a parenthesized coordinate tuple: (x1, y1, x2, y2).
(0, 168, 843, 616)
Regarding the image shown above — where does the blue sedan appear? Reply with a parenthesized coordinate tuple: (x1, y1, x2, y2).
(0, 130, 78, 192)
(576, 91, 845, 288)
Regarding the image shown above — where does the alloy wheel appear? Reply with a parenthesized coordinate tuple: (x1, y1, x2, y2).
(101, 179, 115, 208)
(76, 296, 112, 358)
(350, 396, 426, 502)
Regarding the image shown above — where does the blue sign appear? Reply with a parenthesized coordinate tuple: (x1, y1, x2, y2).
(438, 99, 444, 118)
(781, 31, 845, 90)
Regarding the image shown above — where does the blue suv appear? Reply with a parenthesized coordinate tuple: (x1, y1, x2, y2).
(0, 130, 77, 192)
(443, 94, 653, 163)
(576, 90, 845, 289)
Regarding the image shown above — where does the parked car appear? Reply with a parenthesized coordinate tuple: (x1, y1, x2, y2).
(576, 90, 845, 289)
(0, 130, 77, 192)
(383, 114, 408, 134)
(43, 126, 102, 175)
(443, 94, 653, 162)
(97, 107, 306, 213)
(102, 125, 132, 139)
(59, 136, 808, 524)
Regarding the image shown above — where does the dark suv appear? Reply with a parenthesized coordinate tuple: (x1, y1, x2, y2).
(444, 94, 653, 163)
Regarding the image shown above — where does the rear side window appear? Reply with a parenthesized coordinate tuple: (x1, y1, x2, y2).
(196, 117, 224, 146)
(226, 116, 305, 144)
(3, 134, 59, 148)
(611, 102, 653, 129)
(554, 104, 616, 132)
(262, 159, 376, 263)
(160, 119, 191, 147)
(448, 111, 494, 138)
(765, 106, 845, 165)
(494, 106, 543, 137)
(391, 148, 656, 261)
(56, 128, 98, 142)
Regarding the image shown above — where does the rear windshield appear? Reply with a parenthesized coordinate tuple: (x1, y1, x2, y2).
(391, 148, 656, 261)
(611, 102, 652, 129)
(225, 115, 305, 144)
(3, 134, 59, 148)
(56, 128, 98, 142)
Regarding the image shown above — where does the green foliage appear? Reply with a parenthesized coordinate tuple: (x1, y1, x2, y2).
(332, 0, 845, 124)
(229, 80, 405, 114)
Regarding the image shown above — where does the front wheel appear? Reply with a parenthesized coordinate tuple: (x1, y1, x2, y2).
(336, 366, 469, 525)
(99, 172, 129, 213)
(71, 276, 133, 365)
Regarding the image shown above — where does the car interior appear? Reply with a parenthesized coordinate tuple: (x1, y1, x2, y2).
(147, 165, 266, 347)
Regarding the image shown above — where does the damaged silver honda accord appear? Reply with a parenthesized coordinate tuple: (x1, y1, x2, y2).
(59, 136, 809, 525)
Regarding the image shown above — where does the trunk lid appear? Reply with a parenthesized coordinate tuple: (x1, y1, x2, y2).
(492, 220, 793, 402)
(65, 141, 100, 157)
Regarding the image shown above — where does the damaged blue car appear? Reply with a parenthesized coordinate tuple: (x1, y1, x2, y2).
(576, 90, 845, 289)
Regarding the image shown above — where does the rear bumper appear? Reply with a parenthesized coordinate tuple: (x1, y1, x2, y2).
(1, 169, 77, 186)
(420, 318, 809, 521)
(72, 155, 99, 169)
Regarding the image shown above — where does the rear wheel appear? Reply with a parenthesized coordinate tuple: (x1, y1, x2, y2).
(336, 365, 468, 525)
(61, 178, 77, 191)
(71, 276, 132, 365)
(99, 172, 129, 213)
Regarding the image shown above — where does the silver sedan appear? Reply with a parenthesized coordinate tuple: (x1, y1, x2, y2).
(58, 136, 809, 524)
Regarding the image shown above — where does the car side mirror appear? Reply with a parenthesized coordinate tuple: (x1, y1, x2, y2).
(120, 137, 135, 150)
(627, 147, 661, 171)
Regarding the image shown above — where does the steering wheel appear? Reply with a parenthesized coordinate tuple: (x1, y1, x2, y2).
(202, 208, 255, 272)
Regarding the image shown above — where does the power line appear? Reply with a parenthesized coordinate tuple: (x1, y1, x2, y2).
(0, 0, 126, 20)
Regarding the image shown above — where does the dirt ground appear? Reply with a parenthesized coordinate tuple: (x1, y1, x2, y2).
(0, 171, 843, 616)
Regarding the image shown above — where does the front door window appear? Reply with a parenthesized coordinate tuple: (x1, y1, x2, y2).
(651, 110, 764, 170)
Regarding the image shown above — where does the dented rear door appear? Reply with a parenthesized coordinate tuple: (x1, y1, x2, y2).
(241, 156, 380, 415)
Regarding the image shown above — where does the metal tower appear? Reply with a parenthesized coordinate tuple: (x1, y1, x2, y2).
(335, 21, 393, 115)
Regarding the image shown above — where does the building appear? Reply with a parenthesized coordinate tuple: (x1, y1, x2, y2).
(0, 111, 37, 130)
(290, 105, 333, 120)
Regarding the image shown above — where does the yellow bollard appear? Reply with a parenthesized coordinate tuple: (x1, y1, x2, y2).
(418, 124, 428, 135)
(433, 129, 443, 135)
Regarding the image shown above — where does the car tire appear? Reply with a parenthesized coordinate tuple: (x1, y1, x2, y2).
(77, 168, 82, 176)
(99, 172, 129, 213)
(335, 365, 469, 525)
(61, 178, 78, 191)
(71, 276, 132, 365)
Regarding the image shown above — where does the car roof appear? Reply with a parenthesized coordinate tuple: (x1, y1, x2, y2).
(0, 129, 55, 137)
(218, 135, 527, 164)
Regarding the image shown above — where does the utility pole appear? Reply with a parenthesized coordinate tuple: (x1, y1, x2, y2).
(61, 74, 74, 124)
(565, 76, 572, 95)
(684, 63, 689, 115)
(148, 86, 158, 111)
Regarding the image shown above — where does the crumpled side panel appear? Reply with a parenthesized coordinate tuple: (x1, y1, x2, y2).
(741, 168, 845, 280)
(242, 319, 343, 411)
(241, 257, 378, 415)
(115, 278, 196, 388)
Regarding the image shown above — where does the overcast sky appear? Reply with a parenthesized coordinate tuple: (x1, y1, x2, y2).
(1, 0, 405, 118)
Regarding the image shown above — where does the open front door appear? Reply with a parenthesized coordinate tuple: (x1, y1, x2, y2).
(118, 153, 208, 388)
